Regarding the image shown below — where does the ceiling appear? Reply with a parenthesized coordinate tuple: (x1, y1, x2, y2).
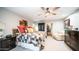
(4, 7, 79, 22)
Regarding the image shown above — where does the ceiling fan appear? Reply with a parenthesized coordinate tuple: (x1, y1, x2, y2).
(38, 7, 60, 17)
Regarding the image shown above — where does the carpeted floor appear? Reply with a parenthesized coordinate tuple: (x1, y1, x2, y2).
(11, 46, 32, 51)
(42, 36, 72, 51)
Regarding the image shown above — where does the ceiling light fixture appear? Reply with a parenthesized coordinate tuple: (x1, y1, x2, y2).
(39, 7, 60, 17)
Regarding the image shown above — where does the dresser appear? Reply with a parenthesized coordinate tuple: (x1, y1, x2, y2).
(0, 36, 16, 51)
(65, 30, 79, 51)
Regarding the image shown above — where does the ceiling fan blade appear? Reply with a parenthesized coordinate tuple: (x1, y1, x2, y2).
(53, 7, 60, 11)
(51, 12, 56, 15)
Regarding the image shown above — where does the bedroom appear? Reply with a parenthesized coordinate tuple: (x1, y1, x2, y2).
(0, 7, 79, 51)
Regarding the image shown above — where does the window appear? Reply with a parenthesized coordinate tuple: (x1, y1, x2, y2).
(38, 23, 45, 31)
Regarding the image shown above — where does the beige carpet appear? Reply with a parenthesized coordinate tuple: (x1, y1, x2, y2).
(42, 36, 72, 51)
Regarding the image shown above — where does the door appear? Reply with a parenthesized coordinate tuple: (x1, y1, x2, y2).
(47, 23, 53, 36)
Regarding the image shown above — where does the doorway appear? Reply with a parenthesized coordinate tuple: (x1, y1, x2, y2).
(46, 23, 53, 36)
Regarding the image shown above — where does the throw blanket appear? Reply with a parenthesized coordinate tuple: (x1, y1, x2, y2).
(16, 33, 44, 50)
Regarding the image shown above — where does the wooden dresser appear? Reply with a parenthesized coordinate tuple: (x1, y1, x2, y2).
(65, 30, 79, 51)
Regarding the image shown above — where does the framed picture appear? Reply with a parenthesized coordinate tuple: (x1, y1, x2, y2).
(64, 18, 70, 29)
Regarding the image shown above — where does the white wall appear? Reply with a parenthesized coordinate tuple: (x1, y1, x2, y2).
(33, 22, 38, 31)
(0, 21, 5, 29)
(52, 20, 64, 34)
(67, 12, 79, 29)
(33, 20, 64, 34)
(0, 8, 23, 35)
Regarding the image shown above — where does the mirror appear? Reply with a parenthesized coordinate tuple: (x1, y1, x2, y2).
(64, 18, 70, 30)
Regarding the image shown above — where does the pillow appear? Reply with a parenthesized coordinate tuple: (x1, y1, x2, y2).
(27, 28, 33, 33)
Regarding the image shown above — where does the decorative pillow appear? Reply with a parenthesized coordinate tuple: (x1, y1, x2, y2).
(27, 28, 33, 33)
